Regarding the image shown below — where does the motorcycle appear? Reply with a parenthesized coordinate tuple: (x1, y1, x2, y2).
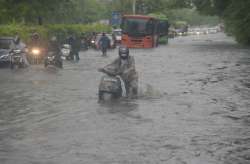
(10, 49, 25, 69)
(98, 68, 123, 101)
(44, 51, 63, 68)
(80, 39, 88, 51)
(27, 47, 43, 64)
(61, 44, 71, 60)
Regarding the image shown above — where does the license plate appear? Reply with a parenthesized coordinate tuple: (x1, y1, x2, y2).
(103, 77, 117, 82)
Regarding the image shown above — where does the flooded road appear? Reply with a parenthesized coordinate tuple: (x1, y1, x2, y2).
(0, 33, 250, 164)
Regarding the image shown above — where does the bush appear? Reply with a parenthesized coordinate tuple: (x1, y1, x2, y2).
(224, 1, 250, 45)
(0, 23, 112, 43)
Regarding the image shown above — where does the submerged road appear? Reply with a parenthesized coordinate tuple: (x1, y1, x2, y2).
(0, 33, 250, 164)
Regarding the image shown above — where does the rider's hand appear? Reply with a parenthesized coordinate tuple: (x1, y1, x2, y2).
(117, 69, 123, 75)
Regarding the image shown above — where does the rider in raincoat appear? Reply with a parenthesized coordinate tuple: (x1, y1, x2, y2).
(100, 46, 138, 97)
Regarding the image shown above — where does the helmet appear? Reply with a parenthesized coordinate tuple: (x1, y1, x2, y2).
(14, 35, 20, 44)
(119, 46, 129, 59)
(32, 33, 39, 40)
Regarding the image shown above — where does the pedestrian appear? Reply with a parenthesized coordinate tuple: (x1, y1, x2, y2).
(68, 35, 80, 61)
(67, 35, 74, 60)
(73, 36, 81, 61)
(98, 33, 110, 56)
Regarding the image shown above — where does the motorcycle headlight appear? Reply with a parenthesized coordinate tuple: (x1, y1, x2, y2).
(91, 40, 95, 44)
(32, 49, 40, 55)
(13, 49, 21, 53)
(48, 56, 55, 60)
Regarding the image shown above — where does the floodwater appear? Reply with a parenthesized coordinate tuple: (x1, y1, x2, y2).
(0, 33, 249, 164)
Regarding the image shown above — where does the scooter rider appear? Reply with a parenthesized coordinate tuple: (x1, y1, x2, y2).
(99, 46, 138, 97)
(47, 36, 62, 66)
(12, 35, 30, 67)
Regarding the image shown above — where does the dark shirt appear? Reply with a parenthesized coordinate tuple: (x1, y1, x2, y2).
(99, 36, 110, 48)
(48, 41, 60, 54)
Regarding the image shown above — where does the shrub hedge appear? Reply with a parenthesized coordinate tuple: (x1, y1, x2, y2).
(0, 23, 111, 43)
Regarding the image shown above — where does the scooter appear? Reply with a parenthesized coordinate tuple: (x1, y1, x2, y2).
(98, 68, 123, 101)
(61, 44, 71, 60)
(44, 52, 63, 68)
(10, 49, 25, 69)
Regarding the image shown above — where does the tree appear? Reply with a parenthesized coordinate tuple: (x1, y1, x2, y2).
(0, 0, 74, 24)
(193, 0, 250, 44)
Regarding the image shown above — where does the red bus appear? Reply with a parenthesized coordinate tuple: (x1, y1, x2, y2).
(121, 15, 168, 48)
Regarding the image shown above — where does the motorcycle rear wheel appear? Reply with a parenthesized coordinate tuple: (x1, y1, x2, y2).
(99, 91, 113, 101)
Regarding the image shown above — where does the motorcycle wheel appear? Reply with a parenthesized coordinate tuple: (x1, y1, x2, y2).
(56, 61, 63, 68)
(99, 91, 118, 101)
(99, 91, 111, 101)
(10, 63, 14, 69)
(44, 62, 48, 68)
(10, 63, 19, 69)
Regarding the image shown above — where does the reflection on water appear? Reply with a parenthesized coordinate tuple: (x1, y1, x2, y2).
(138, 84, 164, 99)
(98, 99, 139, 116)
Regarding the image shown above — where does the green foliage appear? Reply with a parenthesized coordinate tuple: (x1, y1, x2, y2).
(193, 0, 231, 16)
(0, 24, 111, 43)
(169, 8, 220, 26)
(224, 1, 250, 44)
(0, 0, 108, 24)
(108, 0, 134, 14)
(0, 0, 72, 24)
(0, 24, 48, 41)
(148, 13, 168, 21)
(173, 21, 188, 28)
(193, 0, 250, 45)
(107, 0, 192, 15)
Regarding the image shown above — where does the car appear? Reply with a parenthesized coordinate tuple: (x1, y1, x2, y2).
(94, 33, 116, 49)
(175, 28, 188, 36)
(112, 29, 122, 44)
(208, 28, 218, 34)
(0, 37, 15, 64)
(193, 28, 202, 35)
(168, 28, 177, 38)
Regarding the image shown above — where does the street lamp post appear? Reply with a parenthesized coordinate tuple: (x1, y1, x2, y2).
(132, 0, 136, 14)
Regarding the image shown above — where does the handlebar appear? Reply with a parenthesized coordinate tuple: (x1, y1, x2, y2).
(98, 68, 119, 76)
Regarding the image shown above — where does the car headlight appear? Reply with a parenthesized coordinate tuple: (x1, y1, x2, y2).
(0, 54, 9, 59)
(32, 49, 40, 55)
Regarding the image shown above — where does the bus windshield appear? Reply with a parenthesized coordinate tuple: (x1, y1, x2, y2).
(122, 18, 154, 36)
(158, 20, 169, 35)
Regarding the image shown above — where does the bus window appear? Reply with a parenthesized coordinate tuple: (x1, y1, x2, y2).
(122, 18, 154, 36)
(158, 21, 169, 35)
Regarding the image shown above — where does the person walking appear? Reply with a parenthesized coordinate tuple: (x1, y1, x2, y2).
(98, 33, 110, 56)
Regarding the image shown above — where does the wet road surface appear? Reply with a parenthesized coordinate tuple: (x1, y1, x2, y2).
(0, 33, 250, 164)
